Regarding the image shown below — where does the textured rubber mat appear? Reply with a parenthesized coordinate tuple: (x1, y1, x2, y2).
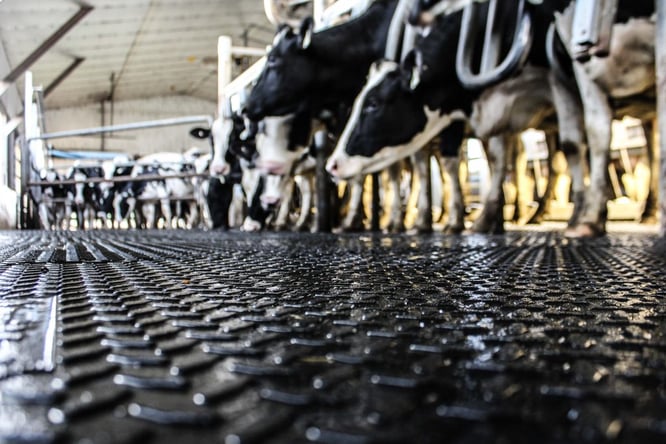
(0, 230, 665, 444)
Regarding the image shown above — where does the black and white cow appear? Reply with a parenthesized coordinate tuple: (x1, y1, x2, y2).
(190, 115, 268, 231)
(66, 164, 105, 230)
(37, 168, 71, 230)
(245, 0, 398, 121)
(553, 1, 656, 236)
(99, 156, 133, 228)
(245, 0, 429, 232)
(114, 153, 198, 229)
(327, 1, 587, 234)
(253, 113, 318, 231)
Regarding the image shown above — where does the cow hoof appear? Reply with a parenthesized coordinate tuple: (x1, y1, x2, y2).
(385, 223, 405, 234)
(339, 223, 365, 233)
(410, 225, 432, 234)
(442, 224, 464, 235)
(471, 221, 504, 234)
(564, 223, 605, 238)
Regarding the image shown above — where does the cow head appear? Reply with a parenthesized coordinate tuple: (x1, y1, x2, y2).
(190, 116, 235, 177)
(326, 58, 455, 179)
(255, 113, 311, 175)
(244, 20, 317, 120)
(228, 114, 258, 164)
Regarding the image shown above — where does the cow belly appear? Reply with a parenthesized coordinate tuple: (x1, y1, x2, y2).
(469, 66, 554, 139)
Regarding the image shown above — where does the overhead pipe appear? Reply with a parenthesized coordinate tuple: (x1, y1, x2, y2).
(28, 115, 214, 142)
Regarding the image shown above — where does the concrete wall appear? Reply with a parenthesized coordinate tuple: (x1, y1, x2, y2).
(44, 95, 215, 158)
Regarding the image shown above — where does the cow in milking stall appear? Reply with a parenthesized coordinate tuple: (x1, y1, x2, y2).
(113, 153, 198, 229)
(553, 0, 656, 237)
(244, 0, 428, 233)
(99, 156, 133, 228)
(37, 168, 71, 230)
(252, 112, 319, 231)
(326, 0, 588, 234)
(190, 115, 271, 231)
(66, 164, 105, 230)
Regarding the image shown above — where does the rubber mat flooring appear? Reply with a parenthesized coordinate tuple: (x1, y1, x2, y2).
(1, 229, 665, 444)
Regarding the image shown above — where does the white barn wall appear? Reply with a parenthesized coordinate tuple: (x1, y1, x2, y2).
(44, 96, 215, 158)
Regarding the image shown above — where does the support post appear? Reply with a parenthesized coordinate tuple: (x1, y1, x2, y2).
(218, 36, 233, 117)
(371, 173, 381, 231)
(658, 0, 666, 235)
(314, 130, 332, 233)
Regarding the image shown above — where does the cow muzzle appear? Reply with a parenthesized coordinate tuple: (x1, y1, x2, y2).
(210, 162, 230, 177)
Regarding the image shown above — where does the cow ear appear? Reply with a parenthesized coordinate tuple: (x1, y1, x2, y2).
(298, 17, 314, 49)
(190, 127, 210, 139)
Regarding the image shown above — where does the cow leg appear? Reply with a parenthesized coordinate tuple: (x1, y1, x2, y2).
(143, 203, 156, 229)
(510, 137, 527, 223)
(411, 149, 432, 233)
(527, 132, 557, 224)
(640, 119, 658, 224)
(547, 70, 587, 227)
(294, 175, 313, 231)
(440, 154, 465, 234)
(385, 162, 405, 233)
(437, 123, 466, 234)
(160, 199, 172, 229)
(38, 202, 51, 230)
(472, 135, 507, 234)
(274, 177, 295, 231)
(341, 177, 365, 232)
(565, 65, 611, 237)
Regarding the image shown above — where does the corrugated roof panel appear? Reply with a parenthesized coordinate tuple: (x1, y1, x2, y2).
(0, 0, 273, 109)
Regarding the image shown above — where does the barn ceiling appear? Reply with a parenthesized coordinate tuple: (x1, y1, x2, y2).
(0, 0, 280, 110)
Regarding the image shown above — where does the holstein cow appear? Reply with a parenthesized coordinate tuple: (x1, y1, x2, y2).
(38, 168, 71, 230)
(254, 113, 318, 231)
(327, 2, 587, 234)
(244, 1, 423, 232)
(99, 156, 133, 228)
(190, 115, 270, 231)
(115, 153, 198, 229)
(553, 1, 656, 237)
(66, 164, 105, 230)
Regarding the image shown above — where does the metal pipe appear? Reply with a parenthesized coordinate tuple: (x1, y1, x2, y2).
(657, 0, 666, 235)
(230, 46, 266, 57)
(313, 0, 327, 30)
(28, 172, 212, 187)
(29, 115, 214, 142)
(223, 57, 266, 98)
(385, 0, 416, 60)
(2, 4, 92, 84)
(218, 36, 233, 117)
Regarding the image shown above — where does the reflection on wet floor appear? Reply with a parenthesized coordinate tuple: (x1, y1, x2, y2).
(0, 229, 665, 443)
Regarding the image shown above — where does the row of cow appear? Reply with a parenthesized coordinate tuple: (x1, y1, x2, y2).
(35, 150, 216, 230)
(196, 0, 657, 237)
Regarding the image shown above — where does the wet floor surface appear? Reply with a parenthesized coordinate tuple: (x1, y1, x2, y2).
(0, 229, 665, 444)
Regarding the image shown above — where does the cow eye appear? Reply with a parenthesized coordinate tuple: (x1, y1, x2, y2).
(267, 55, 280, 68)
(363, 97, 379, 114)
